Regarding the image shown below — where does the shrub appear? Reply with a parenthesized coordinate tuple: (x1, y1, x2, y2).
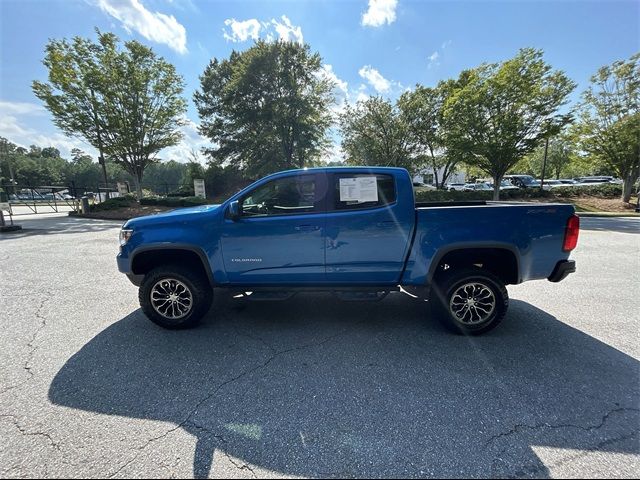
(414, 188, 552, 203)
(90, 195, 137, 211)
(167, 185, 195, 197)
(139, 196, 208, 207)
(551, 184, 622, 198)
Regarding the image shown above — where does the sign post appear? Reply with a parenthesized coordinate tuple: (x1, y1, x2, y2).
(194, 179, 206, 199)
(117, 182, 130, 196)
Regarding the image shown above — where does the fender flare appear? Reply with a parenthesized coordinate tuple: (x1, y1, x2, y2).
(130, 243, 215, 287)
(426, 242, 522, 285)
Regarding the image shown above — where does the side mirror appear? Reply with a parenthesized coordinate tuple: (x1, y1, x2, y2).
(228, 200, 240, 220)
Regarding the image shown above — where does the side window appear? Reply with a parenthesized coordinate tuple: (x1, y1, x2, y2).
(333, 174, 396, 210)
(241, 175, 316, 217)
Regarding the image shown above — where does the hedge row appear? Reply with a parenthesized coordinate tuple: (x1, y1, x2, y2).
(415, 188, 552, 202)
(415, 184, 623, 202)
(551, 184, 622, 198)
(90, 195, 137, 211)
(139, 196, 208, 207)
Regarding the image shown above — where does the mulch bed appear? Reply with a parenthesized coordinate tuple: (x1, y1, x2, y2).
(69, 205, 174, 221)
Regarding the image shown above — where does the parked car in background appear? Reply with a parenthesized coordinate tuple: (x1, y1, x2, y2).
(557, 179, 579, 185)
(574, 176, 622, 185)
(413, 182, 437, 190)
(463, 182, 493, 192)
(497, 180, 520, 191)
(541, 179, 562, 186)
(503, 175, 541, 189)
(446, 183, 466, 192)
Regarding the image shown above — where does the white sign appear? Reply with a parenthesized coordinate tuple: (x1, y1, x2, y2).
(117, 182, 129, 195)
(0, 202, 10, 212)
(194, 179, 206, 198)
(339, 176, 378, 203)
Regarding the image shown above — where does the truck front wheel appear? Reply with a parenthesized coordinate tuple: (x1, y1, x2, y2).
(430, 267, 508, 335)
(139, 265, 213, 329)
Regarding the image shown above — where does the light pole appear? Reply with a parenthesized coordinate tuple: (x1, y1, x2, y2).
(540, 136, 549, 191)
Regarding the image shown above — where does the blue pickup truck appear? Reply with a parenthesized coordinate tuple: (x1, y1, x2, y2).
(117, 167, 579, 335)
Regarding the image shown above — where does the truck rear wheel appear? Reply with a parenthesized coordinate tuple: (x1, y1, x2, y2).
(430, 267, 508, 335)
(139, 265, 212, 329)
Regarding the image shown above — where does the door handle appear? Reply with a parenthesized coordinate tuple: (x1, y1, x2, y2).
(376, 221, 396, 228)
(295, 224, 320, 231)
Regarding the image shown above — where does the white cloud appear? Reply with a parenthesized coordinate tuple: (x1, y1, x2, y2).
(0, 101, 45, 116)
(358, 65, 391, 93)
(317, 64, 350, 118)
(361, 0, 398, 27)
(427, 50, 440, 69)
(355, 90, 371, 103)
(222, 15, 303, 45)
(96, 0, 188, 54)
(320, 64, 348, 98)
(428, 41, 451, 69)
(271, 15, 304, 44)
(0, 112, 97, 158)
(160, 116, 211, 164)
(0, 100, 208, 164)
(223, 18, 262, 42)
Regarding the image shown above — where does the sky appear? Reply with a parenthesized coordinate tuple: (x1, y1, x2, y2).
(0, 0, 638, 163)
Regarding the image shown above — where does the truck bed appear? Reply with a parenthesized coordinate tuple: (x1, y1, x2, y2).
(400, 201, 576, 286)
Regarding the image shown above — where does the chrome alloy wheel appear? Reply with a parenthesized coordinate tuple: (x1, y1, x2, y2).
(449, 282, 496, 325)
(150, 278, 193, 320)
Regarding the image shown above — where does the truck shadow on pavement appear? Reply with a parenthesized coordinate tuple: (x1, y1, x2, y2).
(49, 293, 639, 478)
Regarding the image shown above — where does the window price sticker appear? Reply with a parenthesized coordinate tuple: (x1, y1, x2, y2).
(339, 176, 378, 203)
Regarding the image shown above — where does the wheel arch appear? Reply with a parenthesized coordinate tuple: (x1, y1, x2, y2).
(130, 245, 214, 288)
(428, 243, 521, 286)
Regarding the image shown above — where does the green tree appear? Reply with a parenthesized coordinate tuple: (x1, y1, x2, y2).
(339, 96, 417, 173)
(517, 136, 574, 179)
(33, 31, 187, 197)
(195, 40, 334, 178)
(398, 82, 465, 188)
(574, 53, 639, 202)
(182, 161, 205, 186)
(443, 48, 576, 199)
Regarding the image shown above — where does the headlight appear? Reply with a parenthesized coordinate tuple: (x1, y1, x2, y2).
(119, 229, 133, 246)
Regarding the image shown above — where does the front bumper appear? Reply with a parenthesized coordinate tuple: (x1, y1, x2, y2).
(547, 260, 576, 283)
(117, 252, 144, 286)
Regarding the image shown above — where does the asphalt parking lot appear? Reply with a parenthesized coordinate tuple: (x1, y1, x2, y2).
(1, 214, 638, 478)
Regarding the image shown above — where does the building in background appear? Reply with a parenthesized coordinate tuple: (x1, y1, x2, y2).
(413, 166, 465, 186)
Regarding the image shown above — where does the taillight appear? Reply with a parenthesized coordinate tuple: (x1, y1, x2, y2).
(563, 214, 580, 252)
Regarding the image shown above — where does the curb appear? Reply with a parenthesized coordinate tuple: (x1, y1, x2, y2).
(68, 212, 130, 221)
(577, 212, 640, 218)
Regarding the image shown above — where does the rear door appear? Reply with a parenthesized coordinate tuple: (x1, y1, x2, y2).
(324, 172, 414, 284)
(220, 172, 327, 285)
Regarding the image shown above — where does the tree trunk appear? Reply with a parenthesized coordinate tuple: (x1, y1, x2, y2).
(622, 173, 636, 203)
(135, 169, 143, 200)
(492, 174, 501, 201)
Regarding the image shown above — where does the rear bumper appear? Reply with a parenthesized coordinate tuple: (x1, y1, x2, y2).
(547, 260, 576, 283)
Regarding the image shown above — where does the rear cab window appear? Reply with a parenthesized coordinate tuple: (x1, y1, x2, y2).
(332, 173, 396, 210)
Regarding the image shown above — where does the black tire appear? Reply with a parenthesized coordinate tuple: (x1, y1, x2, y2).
(430, 267, 508, 335)
(139, 264, 213, 329)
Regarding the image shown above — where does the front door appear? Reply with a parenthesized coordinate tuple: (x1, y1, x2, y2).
(221, 173, 326, 285)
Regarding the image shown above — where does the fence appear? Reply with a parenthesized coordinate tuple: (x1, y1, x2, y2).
(0, 181, 197, 216)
